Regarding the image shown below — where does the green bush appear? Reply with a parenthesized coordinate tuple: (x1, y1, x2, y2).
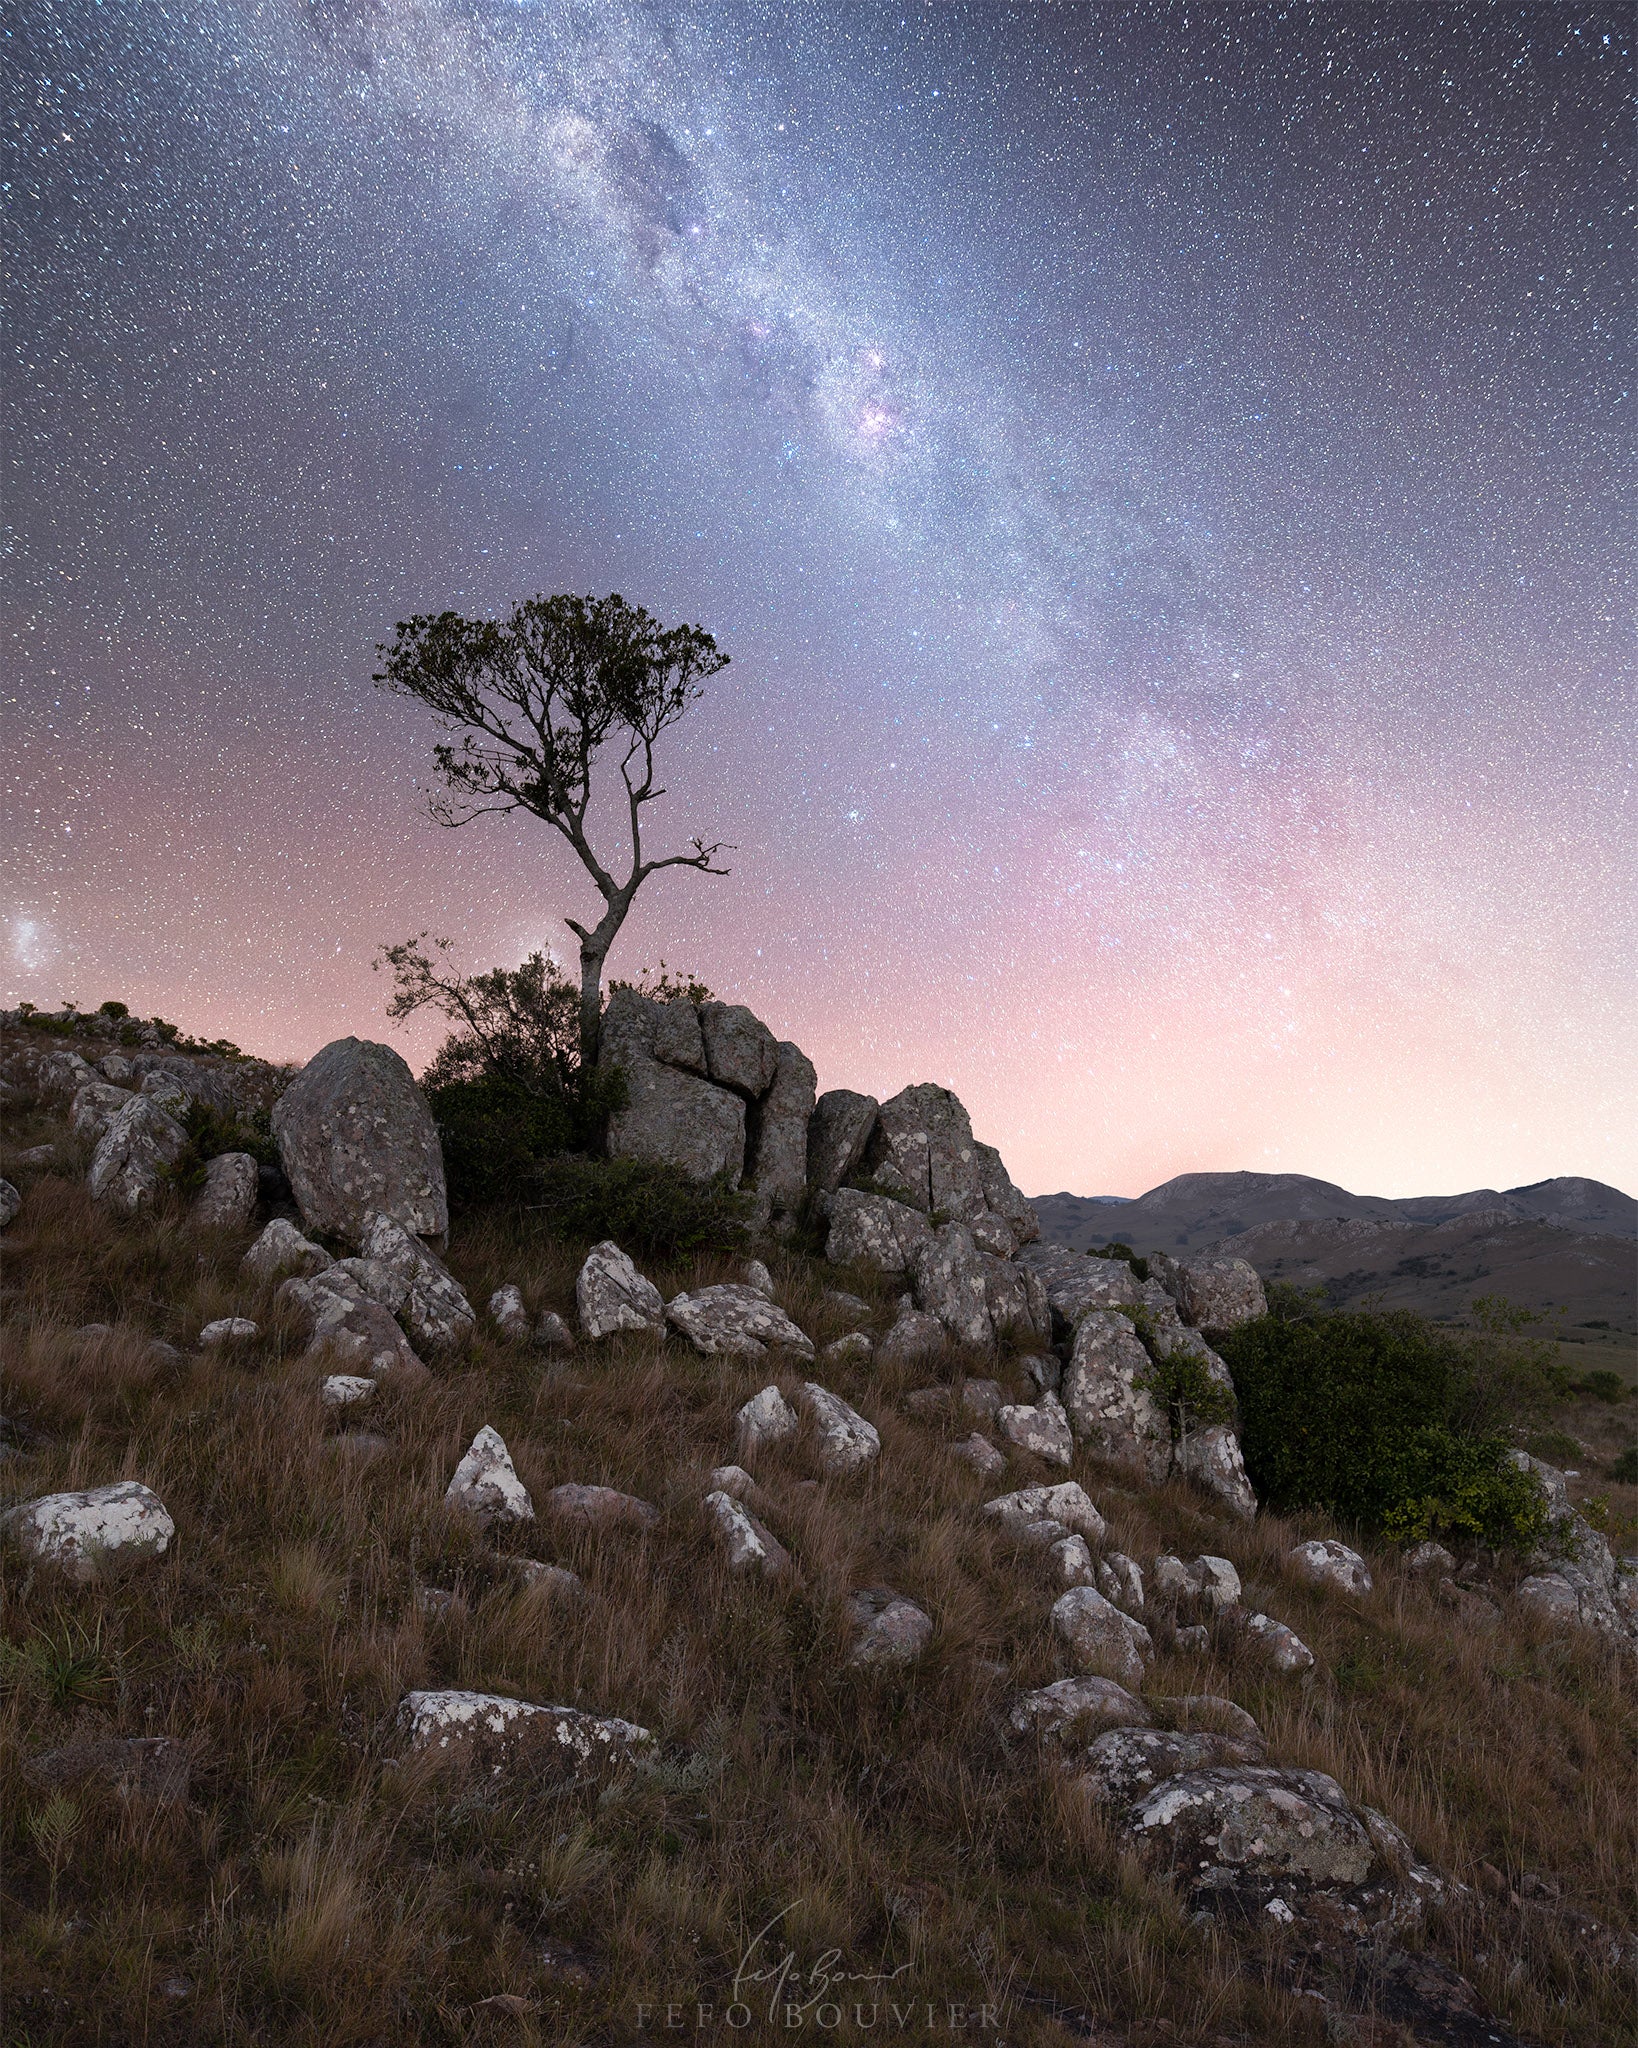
(1216, 1288, 1552, 1551)
(1611, 1446, 1638, 1485)
(1570, 1369, 1629, 1403)
(426, 1071, 623, 1213)
(164, 1101, 279, 1196)
(526, 1154, 752, 1260)
(1090, 1240, 1151, 1282)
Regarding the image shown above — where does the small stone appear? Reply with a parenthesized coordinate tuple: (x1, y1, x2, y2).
(545, 1483, 660, 1531)
(1405, 1541, 1456, 1575)
(961, 1378, 1004, 1421)
(445, 1426, 534, 1530)
(512, 1560, 585, 1599)
(797, 1382, 881, 1474)
(242, 1217, 333, 1282)
(321, 1374, 376, 1407)
(983, 1480, 1107, 1545)
(875, 1303, 946, 1367)
(821, 1330, 872, 1367)
(1, 1480, 174, 1581)
(198, 1317, 258, 1346)
(847, 1588, 933, 1667)
(534, 1310, 576, 1350)
(1050, 1534, 1097, 1585)
(995, 1390, 1073, 1467)
(744, 1259, 776, 1299)
(820, 1288, 873, 1324)
(704, 1490, 790, 1576)
(395, 1689, 652, 1771)
(707, 1463, 759, 1501)
(734, 1384, 800, 1458)
(1173, 1623, 1210, 1653)
(1175, 1423, 1260, 1522)
(1186, 1555, 1242, 1612)
(1149, 1694, 1265, 1745)
(1244, 1611, 1316, 1673)
(489, 1284, 533, 1343)
(1051, 1585, 1154, 1687)
(575, 1240, 666, 1340)
(902, 1385, 952, 1420)
(1009, 1673, 1151, 1741)
(1097, 1552, 1145, 1612)
(1289, 1538, 1373, 1597)
(953, 1432, 1006, 1477)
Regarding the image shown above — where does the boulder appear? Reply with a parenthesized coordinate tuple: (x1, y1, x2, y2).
(271, 1037, 447, 1241)
(1289, 1538, 1373, 1596)
(1, 1480, 174, 1581)
(600, 990, 745, 1182)
(1049, 1534, 1097, 1584)
(358, 1212, 475, 1359)
(1405, 1541, 1456, 1576)
(953, 1433, 1006, 1477)
(70, 1080, 135, 1141)
(979, 1252, 1051, 1347)
(797, 1382, 880, 1474)
(996, 1391, 1073, 1467)
(545, 1483, 659, 1532)
(734, 1384, 800, 1457)
(1082, 1727, 1266, 1809)
(276, 1269, 428, 1383)
(819, 1287, 873, 1324)
(1009, 1674, 1151, 1742)
(1097, 1553, 1146, 1613)
(1508, 1452, 1636, 1641)
(575, 1241, 665, 1340)
(983, 1480, 1107, 1545)
(198, 1317, 257, 1346)
(665, 1284, 815, 1361)
(909, 1222, 993, 1349)
(807, 1089, 879, 1195)
(243, 1217, 332, 1282)
(1243, 1612, 1316, 1673)
(1175, 1423, 1259, 1522)
(1051, 1585, 1154, 1688)
(847, 1588, 933, 1668)
(321, 1374, 376, 1407)
(820, 1331, 872, 1368)
(1151, 1253, 1267, 1332)
(88, 1095, 188, 1214)
(974, 1141, 1040, 1249)
(39, 1048, 98, 1097)
(875, 1304, 945, 1368)
(703, 1490, 789, 1576)
(193, 1152, 259, 1231)
(1015, 1244, 1147, 1337)
(489, 1284, 533, 1344)
(824, 1188, 932, 1273)
(98, 1054, 134, 1083)
(140, 1071, 190, 1114)
(960, 1378, 1004, 1421)
(0, 1179, 18, 1230)
(1059, 1311, 1171, 1481)
(863, 1083, 986, 1220)
(698, 1001, 780, 1096)
(446, 1426, 533, 1529)
(747, 1040, 816, 1219)
(395, 1690, 652, 1773)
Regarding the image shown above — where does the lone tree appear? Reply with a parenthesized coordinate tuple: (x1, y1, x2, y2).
(376, 592, 730, 1067)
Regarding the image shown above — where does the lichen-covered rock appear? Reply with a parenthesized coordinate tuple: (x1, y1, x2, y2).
(1051, 1586, 1154, 1687)
(979, 1254, 1052, 1346)
(1176, 1423, 1259, 1522)
(1149, 1695, 1265, 1746)
(2, 1481, 174, 1581)
(875, 1304, 945, 1367)
(1151, 1253, 1267, 1332)
(707, 1464, 759, 1501)
(321, 1374, 376, 1407)
(984, 1480, 1107, 1545)
(862, 1083, 987, 1221)
(575, 1241, 665, 1341)
(744, 1259, 776, 1299)
(1083, 1727, 1265, 1808)
(1517, 1573, 1581, 1624)
(1015, 1244, 1147, 1337)
(734, 1384, 800, 1457)
(199, 1317, 258, 1346)
(489, 1284, 533, 1344)
(276, 1268, 427, 1383)
(1244, 1611, 1316, 1673)
(70, 1080, 135, 1142)
(1508, 1452, 1636, 1641)
(1060, 1310, 1171, 1481)
(1289, 1538, 1373, 1596)
(243, 1217, 332, 1282)
(703, 1490, 789, 1576)
(953, 1432, 1007, 1477)
(1097, 1553, 1146, 1612)
(395, 1690, 652, 1773)
(601, 991, 747, 1183)
(846, 1588, 932, 1668)
(698, 1000, 780, 1096)
(193, 1151, 259, 1231)
(1009, 1674, 1151, 1742)
(797, 1382, 880, 1474)
(0, 1178, 19, 1230)
(996, 1391, 1073, 1467)
(974, 1141, 1040, 1249)
(910, 1222, 994, 1349)
(446, 1425, 533, 1529)
(358, 1212, 475, 1359)
(39, 1048, 98, 1097)
(807, 1089, 880, 1195)
(1049, 1534, 1096, 1584)
(824, 1187, 932, 1273)
(545, 1483, 659, 1531)
(535, 1310, 576, 1351)
(88, 1096, 188, 1214)
(271, 1037, 447, 1241)
(140, 1070, 190, 1114)
(665, 1284, 815, 1361)
(820, 1331, 872, 1368)
(747, 1040, 816, 1219)
(1155, 1554, 1241, 1613)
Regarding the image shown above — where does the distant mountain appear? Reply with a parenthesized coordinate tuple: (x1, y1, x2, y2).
(1030, 1171, 1637, 1255)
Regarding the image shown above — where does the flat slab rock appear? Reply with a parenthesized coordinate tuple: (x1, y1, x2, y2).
(576, 1241, 665, 1340)
(396, 1690, 652, 1772)
(665, 1283, 814, 1360)
(546, 1483, 660, 1532)
(2, 1480, 174, 1580)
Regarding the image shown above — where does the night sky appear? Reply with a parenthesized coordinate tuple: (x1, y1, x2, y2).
(6, 1, 1633, 1198)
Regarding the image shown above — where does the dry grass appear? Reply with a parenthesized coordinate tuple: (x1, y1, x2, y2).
(1, 1111, 1634, 2046)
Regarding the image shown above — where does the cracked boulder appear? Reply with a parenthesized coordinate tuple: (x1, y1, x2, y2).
(1150, 1252, 1267, 1332)
(995, 1390, 1073, 1467)
(796, 1382, 880, 1474)
(193, 1151, 259, 1231)
(271, 1037, 447, 1241)
(358, 1212, 475, 1359)
(599, 989, 746, 1183)
(276, 1268, 428, 1384)
(88, 1095, 189, 1214)
(824, 1188, 932, 1274)
(575, 1241, 665, 1341)
(807, 1089, 879, 1195)
(1059, 1310, 1172, 1481)
(704, 1490, 790, 1576)
(748, 1040, 817, 1225)
(909, 1222, 994, 1349)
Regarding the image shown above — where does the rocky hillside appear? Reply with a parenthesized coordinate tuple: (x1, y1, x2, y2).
(2, 1005, 1635, 2047)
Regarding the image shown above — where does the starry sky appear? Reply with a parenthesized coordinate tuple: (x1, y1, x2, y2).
(6, 1, 1634, 1199)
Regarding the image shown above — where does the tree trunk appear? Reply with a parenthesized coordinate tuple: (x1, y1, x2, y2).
(574, 891, 632, 1073)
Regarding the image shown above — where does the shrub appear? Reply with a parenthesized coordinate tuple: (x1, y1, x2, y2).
(525, 1155, 751, 1259)
(1611, 1446, 1638, 1484)
(1089, 1240, 1150, 1282)
(426, 1070, 623, 1212)
(1570, 1369, 1629, 1403)
(165, 1101, 279, 1196)
(1216, 1288, 1552, 1550)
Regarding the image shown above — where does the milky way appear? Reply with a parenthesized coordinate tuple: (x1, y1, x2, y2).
(6, 1, 1633, 1196)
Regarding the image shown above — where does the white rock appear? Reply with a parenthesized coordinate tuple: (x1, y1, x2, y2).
(575, 1240, 665, 1340)
(1187, 1556, 1242, 1612)
(1289, 1538, 1373, 1597)
(243, 1217, 333, 1282)
(1405, 1541, 1456, 1575)
(395, 1689, 652, 1769)
(358, 1212, 475, 1359)
(1175, 1422, 1259, 1521)
(952, 1432, 1006, 1478)
(708, 1464, 759, 1501)
(874, 1304, 946, 1368)
(489, 1284, 533, 1343)
(983, 1481, 1107, 1545)
(821, 1331, 872, 1367)
(1051, 1585, 1154, 1688)
(198, 1317, 258, 1346)
(1097, 1552, 1146, 1612)
(797, 1382, 881, 1474)
(445, 1426, 533, 1530)
(734, 1384, 800, 1458)
(276, 1268, 427, 1383)
(744, 1259, 776, 1299)
(1244, 1611, 1316, 1673)
(321, 1374, 376, 1407)
(995, 1390, 1073, 1467)
(88, 1096, 189, 1214)
(1009, 1673, 1151, 1741)
(666, 1283, 815, 1361)
(1050, 1534, 1097, 1585)
(333, 1256, 408, 1310)
(847, 1589, 933, 1667)
(703, 1490, 790, 1576)
(70, 1081, 135, 1142)
(1, 1481, 174, 1581)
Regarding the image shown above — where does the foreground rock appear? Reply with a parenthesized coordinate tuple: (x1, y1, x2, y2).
(995, 1390, 1073, 1467)
(446, 1427, 533, 1530)
(846, 1588, 933, 1667)
(1083, 1727, 1265, 1807)
(1009, 1675, 1152, 1742)
(734, 1385, 800, 1458)
(1175, 1422, 1259, 1522)
(88, 1096, 188, 1214)
(1051, 1585, 1154, 1687)
(357, 1212, 475, 1359)
(576, 1241, 665, 1341)
(1150, 1252, 1267, 1332)
(2, 1481, 174, 1580)
(1289, 1538, 1373, 1596)
(193, 1151, 259, 1231)
(395, 1690, 652, 1774)
(666, 1284, 815, 1360)
(703, 1490, 789, 1576)
(1509, 1452, 1638, 1643)
(599, 989, 746, 1182)
(796, 1383, 880, 1474)
(276, 1268, 428, 1384)
(272, 1037, 448, 1241)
